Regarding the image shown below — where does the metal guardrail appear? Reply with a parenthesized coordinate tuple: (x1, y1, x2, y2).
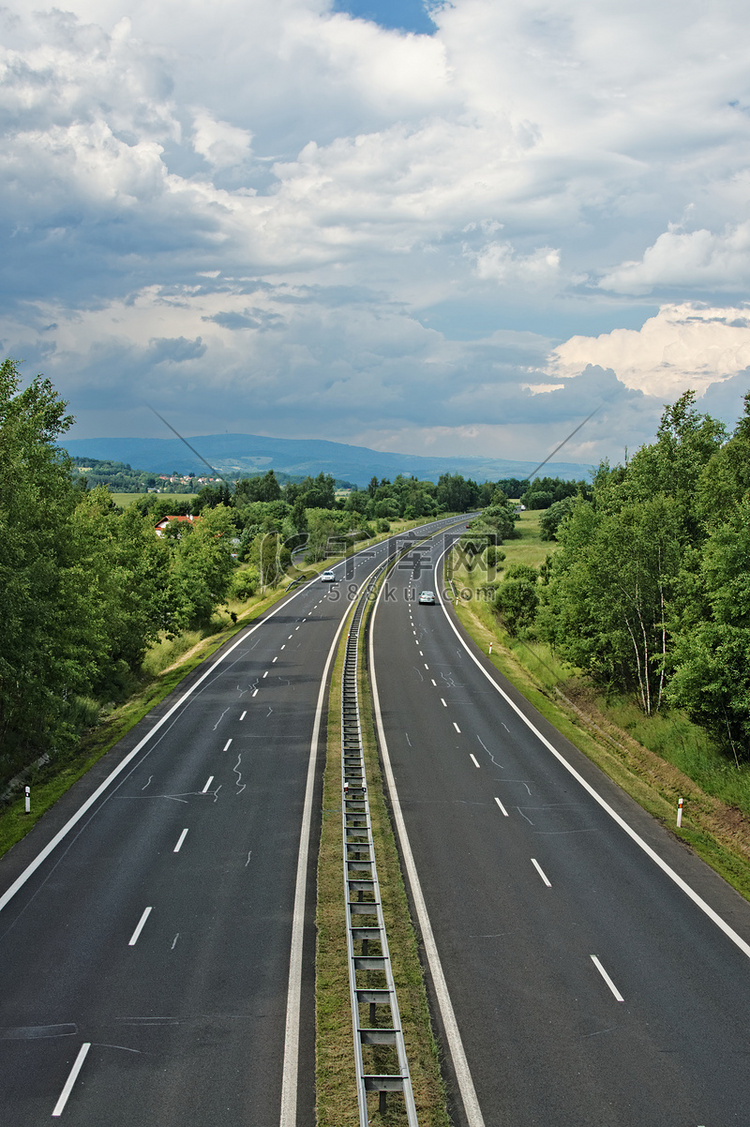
(341, 565, 419, 1126)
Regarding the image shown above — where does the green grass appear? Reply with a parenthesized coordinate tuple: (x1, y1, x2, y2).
(109, 492, 198, 508)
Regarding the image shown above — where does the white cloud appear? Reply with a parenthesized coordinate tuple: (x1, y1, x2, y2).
(1, 0, 750, 464)
(548, 303, 750, 397)
(600, 223, 750, 294)
(192, 112, 253, 169)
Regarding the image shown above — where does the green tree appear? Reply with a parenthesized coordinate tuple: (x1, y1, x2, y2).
(495, 564, 539, 636)
(171, 506, 236, 629)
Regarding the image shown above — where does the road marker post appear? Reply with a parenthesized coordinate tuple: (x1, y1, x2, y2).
(25, 786, 30, 814)
(677, 797, 684, 827)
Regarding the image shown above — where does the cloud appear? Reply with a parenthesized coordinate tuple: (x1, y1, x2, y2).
(600, 223, 750, 295)
(548, 303, 750, 398)
(1, 0, 750, 469)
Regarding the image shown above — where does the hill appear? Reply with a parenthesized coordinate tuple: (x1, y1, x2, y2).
(62, 433, 592, 487)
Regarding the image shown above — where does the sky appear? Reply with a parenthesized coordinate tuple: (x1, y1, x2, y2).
(2, 0, 750, 467)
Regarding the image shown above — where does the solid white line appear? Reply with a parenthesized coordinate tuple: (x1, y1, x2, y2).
(370, 586, 486, 1127)
(174, 829, 189, 853)
(223, 739, 232, 751)
(432, 543, 750, 965)
(128, 906, 152, 947)
(591, 955, 624, 1002)
(494, 797, 509, 817)
(453, 722, 461, 734)
(470, 753, 480, 769)
(531, 858, 552, 887)
(52, 1042, 91, 1117)
(280, 556, 387, 1127)
(202, 776, 213, 793)
(240, 711, 247, 721)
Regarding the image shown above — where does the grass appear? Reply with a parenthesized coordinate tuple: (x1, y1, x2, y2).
(448, 528, 750, 903)
(316, 572, 449, 1127)
(109, 492, 198, 508)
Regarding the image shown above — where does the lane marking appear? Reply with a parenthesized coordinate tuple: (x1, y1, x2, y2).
(531, 858, 551, 887)
(453, 722, 461, 734)
(202, 776, 214, 793)
(240, 711, 247, 721)
(431, 542, 750, 965)
(591, 955, 624, 1002)
(273, 656, 278, 663)
(223, 739, 232, 751)
(263, 671, 268, 678)
(281, 645, 286, 650)
(52, 1042, 91, 1117)
(441, 698, 447, 707)
(128, 906, 153, 947)
(424, 664, 429, 670)
(0, 568, 327, 918)
(371, 582, 486, 1127)
(173, 829, 189, 853)
(431, 679, 437, 687)
(470, 753, 480, 769)
(494, 797, 509, 817)
(252, 688, 259, 697)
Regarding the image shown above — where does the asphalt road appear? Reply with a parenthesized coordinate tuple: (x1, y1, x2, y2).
(0, 519, 459, 1126)
(370, 524, 750, 1127)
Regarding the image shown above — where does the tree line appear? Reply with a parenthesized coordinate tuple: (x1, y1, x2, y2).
(0, 361, 509, 788)
(492, 391, 750, 762)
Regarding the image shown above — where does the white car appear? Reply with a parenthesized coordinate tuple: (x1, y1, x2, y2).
(321, 570, 336, 582)
(418, 590, 435, 604)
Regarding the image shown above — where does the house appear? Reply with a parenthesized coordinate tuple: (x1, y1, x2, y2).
(154, 514, 201, 537)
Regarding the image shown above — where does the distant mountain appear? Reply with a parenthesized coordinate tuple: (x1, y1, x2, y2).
(61, 432, 593, 487)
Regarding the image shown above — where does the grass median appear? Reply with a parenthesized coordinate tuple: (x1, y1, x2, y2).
(316, 584, 450, 1127)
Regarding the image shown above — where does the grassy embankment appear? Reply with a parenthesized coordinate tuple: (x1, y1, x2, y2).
(316, 584, 449, 1127)
(449, 509, 750, 900)
(0, 516, 443, 861)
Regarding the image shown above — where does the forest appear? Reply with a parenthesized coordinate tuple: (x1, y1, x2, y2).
(0, 361, 507, 790)
(493, 391, 750, 763)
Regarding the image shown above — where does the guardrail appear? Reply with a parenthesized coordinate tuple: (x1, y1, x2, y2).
(341, 564, 419, 1127)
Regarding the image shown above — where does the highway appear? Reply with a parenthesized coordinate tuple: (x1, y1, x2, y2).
(370, 523, 750, 1126)
(0, 519, 456, 1126)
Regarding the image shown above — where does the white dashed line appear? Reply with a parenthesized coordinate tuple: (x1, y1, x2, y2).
(531, 858, 551, 887)
(223, 739, 232, 751)
(52, 1042, 91, 1117)
(240, 711, 247, 721)
(252, 688, 258, 697)
(469, 753, 480, 768)
(591, 956, 624, 1002)
(431, 679, 437, 686)
(128, 906, 153, 947)
(202, 776, 214, 793)
(273, 656, 278, 663)
(453, 722, 461, 734)
(441, 698, 447, 707)
(174, 829, 189, 853)
(494, 797, 509, 817)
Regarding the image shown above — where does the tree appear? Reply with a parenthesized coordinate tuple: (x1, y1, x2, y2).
(495, 565, 539, 636)
(0, 360, 84, 764)
(541, 495, 682, 714)
(171, 505, 237, 629)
